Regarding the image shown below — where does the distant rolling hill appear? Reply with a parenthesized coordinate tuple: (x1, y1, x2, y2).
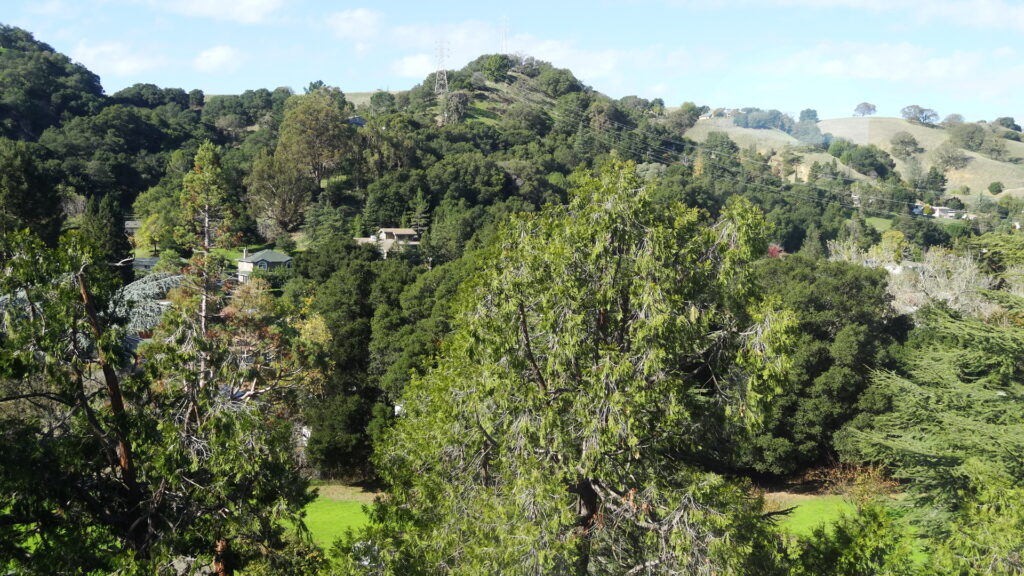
(690, 116, 1024, 200)
(819, 117, 1024, 197)
(688, 118, 872, 183)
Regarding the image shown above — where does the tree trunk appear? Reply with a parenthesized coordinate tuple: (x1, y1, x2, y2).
(213, 539, 232, 576)
(572, 478, 599, 576)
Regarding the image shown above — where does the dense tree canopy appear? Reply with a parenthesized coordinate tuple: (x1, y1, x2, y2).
(343, 160, 794, 575)
(6, 21, 1024, 574)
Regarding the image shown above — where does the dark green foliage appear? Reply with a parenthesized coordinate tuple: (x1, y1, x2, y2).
(741, 255, 908, 475)
(664, 101, 707, 135)
(111, 83, 188, 108)
(838, 303, 1024, 533)
(0, 137, 61, 243)
(894, 214, 950, 248)
(792, 504, 915, 576)
(535, 65, 583, 98)
(362, 169, 427, 231)
(368, 90, 396, 116)
(994, 116, 1021, 132)
(425, 151, 508, 205)
(481, 53, 515, 82)
(734, 107, 795, 132)
(0, 231, 318, 574)
(989, 181, 1005, 195)
(0, 25, 104, 140)
(836, 143, 896, 179)
(305, 393, 377, 477)
(78, 194, 132, 281)
(39, 104, 181, 201)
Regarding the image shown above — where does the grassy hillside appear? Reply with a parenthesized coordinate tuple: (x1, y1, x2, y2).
(819, 117, 1024, 197)
(688, 116, 1024, 200)
(689, 118, 870, 182)
(689, 118, 798, 151)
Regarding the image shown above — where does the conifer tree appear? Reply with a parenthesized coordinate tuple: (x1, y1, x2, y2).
(338, 159, 794, 575)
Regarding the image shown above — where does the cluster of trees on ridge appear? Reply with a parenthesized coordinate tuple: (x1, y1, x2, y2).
(2, 23, 1024, 574)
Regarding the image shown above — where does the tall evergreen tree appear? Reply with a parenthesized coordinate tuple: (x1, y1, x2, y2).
(338, 159, 794, 574)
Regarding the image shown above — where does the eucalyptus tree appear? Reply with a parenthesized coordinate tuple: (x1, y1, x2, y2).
(276, 89, 353, 191)
(339, 159, 794, 575)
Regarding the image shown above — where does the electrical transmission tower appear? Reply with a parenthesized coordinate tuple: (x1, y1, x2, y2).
(500, 16, 509, 54)
(434, 39, 449, 125)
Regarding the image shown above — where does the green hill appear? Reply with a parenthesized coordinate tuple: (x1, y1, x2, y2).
(688, 118, 871, 182)
(688, 116, 1024, 200)
(818, 117, 1024, 197)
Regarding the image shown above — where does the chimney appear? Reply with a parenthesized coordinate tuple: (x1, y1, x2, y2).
(243, 248, 248, 258)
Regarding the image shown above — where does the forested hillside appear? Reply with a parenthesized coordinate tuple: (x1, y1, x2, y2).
(2, 23, 1023, 575)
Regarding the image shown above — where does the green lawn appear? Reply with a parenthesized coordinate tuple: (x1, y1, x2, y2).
(866, 216, 894, 232)
(300, 483, 377, 548)
(303, 498, 370, 547)
(773, 494, 856, 536)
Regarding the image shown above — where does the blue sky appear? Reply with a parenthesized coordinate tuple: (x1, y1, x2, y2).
(7, 0, 1024, 121)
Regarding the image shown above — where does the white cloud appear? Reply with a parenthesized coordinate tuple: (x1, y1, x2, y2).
(993, 46, 1017, 59)
(928, 0, 1024, 31)
(71, 41, 163, 77)
(194, 45, 242, 74)
(774, 42, 980, 83)
(391, 53, 434, 78)
(26, 0, 76, 17)
(389, 21, 498, 69)
(149, 0, 282, 24)
(667, 0, 1024, 30)
(327, 8, 382, 41)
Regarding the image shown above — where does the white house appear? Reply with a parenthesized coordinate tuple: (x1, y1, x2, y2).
(237, 249, 293, 283)
(354, 228, 421, 259)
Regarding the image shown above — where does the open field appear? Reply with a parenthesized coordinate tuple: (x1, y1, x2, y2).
(764, 492, 855, 537)
(302, 483, 378, 547)
(866, 216, 894, 232)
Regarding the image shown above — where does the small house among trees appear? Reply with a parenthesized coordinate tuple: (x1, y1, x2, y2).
(354, 227, 421, 259)
(237, 249, 293, 283)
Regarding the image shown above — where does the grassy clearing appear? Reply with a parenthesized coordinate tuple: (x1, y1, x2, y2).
(866, 216, 894, 232)
(301, 483, 379, 547)
(765, 493, 856, 537)
(303, 499, 370, 548)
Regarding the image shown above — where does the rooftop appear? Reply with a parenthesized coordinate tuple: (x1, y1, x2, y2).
(238, 249, 292, 264)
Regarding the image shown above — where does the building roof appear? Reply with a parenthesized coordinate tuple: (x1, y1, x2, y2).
(132, 257, 159, 269)
(238, 249, 292, 264)
(378, 227, 418, 235)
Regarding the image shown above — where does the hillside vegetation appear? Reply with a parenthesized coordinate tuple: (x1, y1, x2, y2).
(819, 117, 1024, 195)
(5, 23, 1024, 575)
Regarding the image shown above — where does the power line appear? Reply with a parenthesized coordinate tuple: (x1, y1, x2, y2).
(505, 79, 940, 209)
(502, 78, 952, 221)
